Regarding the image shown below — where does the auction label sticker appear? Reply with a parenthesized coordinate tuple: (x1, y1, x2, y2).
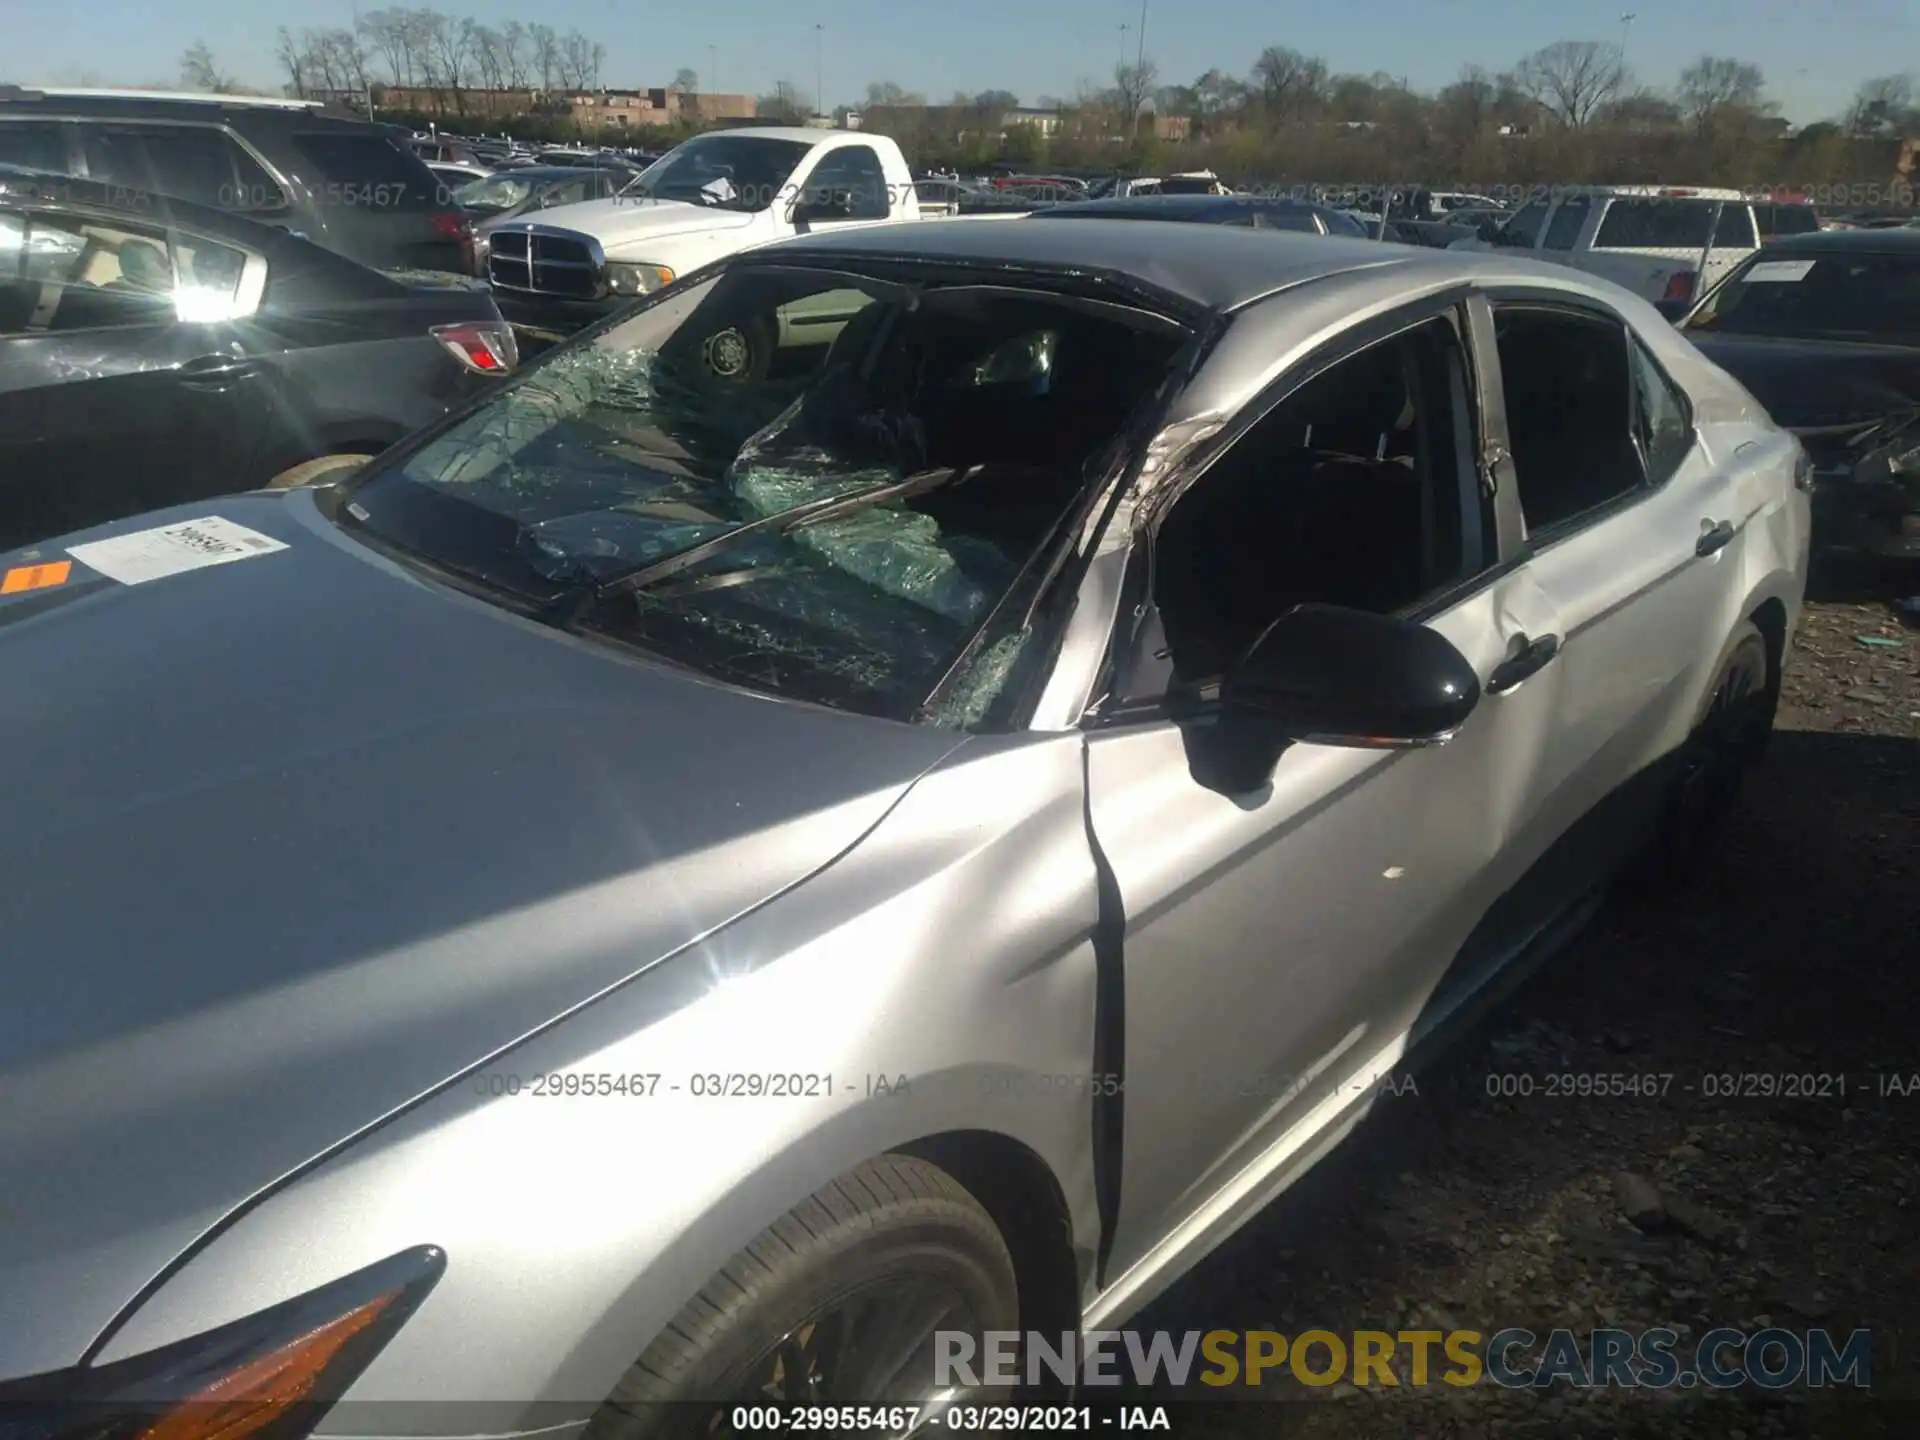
(1742, 260, 1817, 283)
(66, 516, 288, 586)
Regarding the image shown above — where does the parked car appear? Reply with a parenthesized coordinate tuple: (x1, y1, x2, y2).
(412, 135, 486, 168)
(0, 220, 1806, 1431)
(455, 166, 629, 271)
(1428, 190, 1507, 213)
(426, 160, 492, 194)
(1027, 192, 1368, 236)
(483, 128, 928, 354)
(1679, 227, 1920, 563)
(0, 165, 514, 549)
(533, 147, 643, 172)
(0, 86, 473, 273)
(1452, 186, 1763, 311)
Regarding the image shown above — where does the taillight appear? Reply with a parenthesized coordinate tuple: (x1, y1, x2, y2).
(1662, 270, 1697, 303)
(429, 210, 476, 272)
(432, 321, 518, 374)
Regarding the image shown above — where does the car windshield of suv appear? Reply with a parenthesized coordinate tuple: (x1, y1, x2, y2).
(618, 137, 813, 212)
(1685, 251, 1920, 345)
(454, 173, 536, 213)
(338, 262, 1189, 726)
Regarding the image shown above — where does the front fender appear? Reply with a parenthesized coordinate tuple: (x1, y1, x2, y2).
(91, 735, 1102, 1436)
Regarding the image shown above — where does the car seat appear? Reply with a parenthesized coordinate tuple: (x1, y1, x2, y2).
(113, 239, 172, 293)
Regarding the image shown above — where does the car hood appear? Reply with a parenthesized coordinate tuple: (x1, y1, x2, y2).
(511, 195, 764, 252)
(1683, 331, 1920, 429)
(0, 495, 966, 1376)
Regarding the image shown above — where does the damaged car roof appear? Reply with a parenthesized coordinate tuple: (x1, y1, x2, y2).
(763, 219, 1431, 312)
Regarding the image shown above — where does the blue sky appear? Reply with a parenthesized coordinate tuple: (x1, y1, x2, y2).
(11, 0, 1910, 124)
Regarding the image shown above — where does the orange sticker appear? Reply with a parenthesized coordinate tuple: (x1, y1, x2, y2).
(1, 560, 73, 594)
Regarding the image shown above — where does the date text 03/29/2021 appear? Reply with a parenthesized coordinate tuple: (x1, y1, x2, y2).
(723, 1406, 1167, 1432)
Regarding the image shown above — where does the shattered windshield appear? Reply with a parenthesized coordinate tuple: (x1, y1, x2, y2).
(339, 261, 1188, 727)
(619, 136, 814, 212)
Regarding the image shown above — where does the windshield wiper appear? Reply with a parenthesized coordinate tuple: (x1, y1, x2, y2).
(536, 463, 981, 624)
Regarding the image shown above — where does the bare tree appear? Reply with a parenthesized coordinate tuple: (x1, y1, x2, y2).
(757, 81, 805, 122)
(179, 40, 233, 93)
(1250, 46, 1328, 128)
(1112, 58, 1159, 126)
(1845, 73, 1915, 135)
(559, 29, 600, 90)
(500, 21, 529, 89)
(274, 28, 311, 96)
(1513, 39, 1625, 128)
(471, 25, 506, 97)
(1676, 55, 1768, 134)
(525, 23, 558, 92)
(672, 67, 701, 95)
(360, 9, 419, 88)
(322, 27, 373, 103)
(1436, 64, 1495, 141)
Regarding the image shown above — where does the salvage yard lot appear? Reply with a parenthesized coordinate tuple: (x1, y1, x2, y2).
(1140, 589, 1920, 1437)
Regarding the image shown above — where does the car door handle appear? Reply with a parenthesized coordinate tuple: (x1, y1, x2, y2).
(1696, 519, 1736, 557)
(1487, 632, 1561, 695)
(178, 354, 256, 388)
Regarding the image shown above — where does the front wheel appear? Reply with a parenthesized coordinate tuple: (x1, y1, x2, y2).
(586, 1156, 1020, 1440)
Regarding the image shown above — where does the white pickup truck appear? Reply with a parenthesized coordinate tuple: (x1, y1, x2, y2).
(484, 126, 934, 361)
(1447, 186, 1804, 313)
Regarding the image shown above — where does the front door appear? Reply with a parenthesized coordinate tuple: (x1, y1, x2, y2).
(1082, 303, 1563, 1293)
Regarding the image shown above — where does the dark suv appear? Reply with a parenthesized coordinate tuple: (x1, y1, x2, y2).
(0, 87, 472, 273)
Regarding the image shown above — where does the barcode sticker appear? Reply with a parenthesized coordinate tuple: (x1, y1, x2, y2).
(66, 516, 289, 586)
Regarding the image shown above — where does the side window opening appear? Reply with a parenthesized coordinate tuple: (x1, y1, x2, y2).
(0, 208, 249, 335)
(1148, 316, 1489, 687)
(1628, 338, 1693, 486)
(1593, 198, 1716, 250)
(801, 146, 890, 220)
(1542, 196, 1591, 251)
(1712, 204, 1758, 250)
(1493, 306, 1642, 537)
(1500, 198, 1551, 247)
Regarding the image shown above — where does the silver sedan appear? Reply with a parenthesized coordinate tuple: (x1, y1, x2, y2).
(0, 219, 1808, 1436)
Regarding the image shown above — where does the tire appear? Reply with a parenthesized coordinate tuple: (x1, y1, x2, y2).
(263, 453, 375, 490)
(1628, 619, 1776, 890)
(698, 314, 775, 384)
(587, 1156, 1020, 1440)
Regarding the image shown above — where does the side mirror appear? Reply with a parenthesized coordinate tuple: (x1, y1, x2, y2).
(1222, 604, 1481, 747)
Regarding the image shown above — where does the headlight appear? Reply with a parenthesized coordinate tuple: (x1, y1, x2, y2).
(605, 262, 674, 296)
(0, 1246, 443, 1440)
(1889, 442, 1920, 475)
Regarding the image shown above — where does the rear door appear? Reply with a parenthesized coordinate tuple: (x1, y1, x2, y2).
(0, 204, 269, 549)
(1459, 289, 1745, 945)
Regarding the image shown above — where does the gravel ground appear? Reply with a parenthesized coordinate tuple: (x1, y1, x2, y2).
(1132, 583, 1920, 1438)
